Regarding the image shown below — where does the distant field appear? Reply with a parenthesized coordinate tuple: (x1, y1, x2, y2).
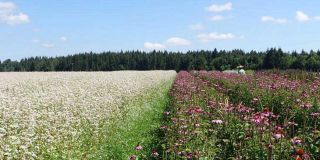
(0, 71, 176, 159)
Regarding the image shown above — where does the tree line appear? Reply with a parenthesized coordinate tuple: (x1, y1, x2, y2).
(1, 48, 320, 72)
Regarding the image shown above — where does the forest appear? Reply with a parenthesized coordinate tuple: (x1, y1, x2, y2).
(1, 48, 320, 72)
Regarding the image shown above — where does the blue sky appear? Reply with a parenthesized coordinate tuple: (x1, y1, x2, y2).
(1, 0, 320, 60)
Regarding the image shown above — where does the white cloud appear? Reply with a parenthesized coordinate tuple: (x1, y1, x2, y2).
(315, 16, 320, 21)
(207, 2, 232, 12)
(0, 2, 29, 25)
(144, 42, 166, 50)
(296, 11, 310, 22)
(0, 13, 29, 25)
(197, 32, 238, 42)
(42, 43, 55, 48)
(166, 37, 191, 46)
(190, 24, 204, 30)
(210, 15, 225, 21)
(0, 2, 16, 13)
(60, 36, 67, 41)
(261, 16, 287, 24)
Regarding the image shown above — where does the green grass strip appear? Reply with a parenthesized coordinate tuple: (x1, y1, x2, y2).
(97, 80, 174, 159)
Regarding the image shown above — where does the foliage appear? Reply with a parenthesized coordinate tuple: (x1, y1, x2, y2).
(1, 48, 320, 72)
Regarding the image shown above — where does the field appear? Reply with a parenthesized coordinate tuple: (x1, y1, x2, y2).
(1, 70, 320, 160)
(159, 70, 320, 160)
(0, 71, 176, 159)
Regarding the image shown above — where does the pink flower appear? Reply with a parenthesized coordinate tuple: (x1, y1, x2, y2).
(274, 126, 283, 130)
(301, 91, 309, 98)
(187, 153, 193, 159)
(135, 144, 143, 150)
(301, 103, 312, 109)
(273, 133, 284, 139)
(310, 112, 320, 117)
(291, 137, 303, 145)
(262, 108, 272, 117)
(187, 107, 204, 115)
(251, 113, 266, 125)
(251, 117, 262, 124)
(207, 101, 217, 108)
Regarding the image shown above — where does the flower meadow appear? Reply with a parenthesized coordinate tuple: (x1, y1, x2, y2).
(1, 70, 320, 160)
(153, 70, 320, 160)
(0, 71, 176, 159)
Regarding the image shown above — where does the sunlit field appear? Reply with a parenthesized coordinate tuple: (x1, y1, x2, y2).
(0, 71, 176, 159)
(158, 70, 320, 160)
(1, 70, 320, 159)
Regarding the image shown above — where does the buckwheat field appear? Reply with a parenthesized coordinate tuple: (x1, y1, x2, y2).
(0, 71, 176, 159)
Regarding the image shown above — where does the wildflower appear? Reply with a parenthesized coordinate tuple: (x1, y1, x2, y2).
(178, 130, 188, 135)
(251, 116, 262, 125)
(310, 112, 320, 117)
(251, 98, 259, 104)
(187, 107, 204, 115)
(274, 126, 283, 130)
(273, 133, 284, 139)
(194, 107, 203, 113)
(291, 137, 303, 145)
(302, 153, 311, 160)
(262, 108, 272, 117)
(171, 118, 177, 123)
(135, 144, 143, 150)
(251, 112, 269, 126)
(164, 111, 170, 115)
(178, 138, 187, 143)
(211, 119, 223, 124)
(301, 103, 312, 109)
(194, 123, 201, 127)
(186, 153, 193, 159)
(301, 91, 309, 98)
(273, 127, 284, 139)
(151, 150, 159, 157)
(208, 101, 217, 108)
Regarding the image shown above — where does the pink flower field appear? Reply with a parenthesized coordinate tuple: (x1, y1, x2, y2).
(139, 70, 320, 160)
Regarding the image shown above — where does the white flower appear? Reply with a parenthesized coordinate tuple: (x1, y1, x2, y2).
(211, 119, 223, 124)
(0, 71, 176, 158)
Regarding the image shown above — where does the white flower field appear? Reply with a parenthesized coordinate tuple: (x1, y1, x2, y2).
(0, 71, 176, 159)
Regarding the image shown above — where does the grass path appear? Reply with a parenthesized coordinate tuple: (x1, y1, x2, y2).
(98, 80, 174, 159)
